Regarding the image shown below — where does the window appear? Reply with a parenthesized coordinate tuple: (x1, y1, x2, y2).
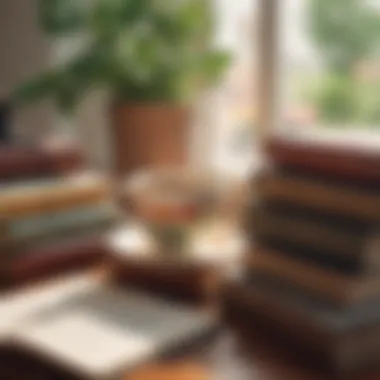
(205, 0, 258, 177)
(281, 0, 380, 137)
(204, 0, 380, 173)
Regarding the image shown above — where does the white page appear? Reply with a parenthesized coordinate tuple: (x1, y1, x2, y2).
(4, 274, 214, 379)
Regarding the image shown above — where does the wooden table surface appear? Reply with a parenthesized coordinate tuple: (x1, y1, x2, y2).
(1, 267, 379, 380)
(1, 325, 380, 380)
(128, 325, 380, 380)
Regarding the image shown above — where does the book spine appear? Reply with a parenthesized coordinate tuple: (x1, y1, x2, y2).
(8, 202, 117, 241)
(222, 281, 332, 349)
(111, 256, 216, 304)
(0, 183, 109, 217)
(9, 216, 115, 258)
(222, 282, 377, 373)
(0, 147, 83, 180)
(364, 232, 380, 273)
(0, 149, 47, 180)
(2, 235, 107, 287)
(256, 174, 380, 221)
(266, 139, 380, 184)
(42, 148, 84, 174)
(335, 327, 380, 373)
(249, 248, 380, 306)
(251, 207, 380, 274)
(252, 208, 363, 259)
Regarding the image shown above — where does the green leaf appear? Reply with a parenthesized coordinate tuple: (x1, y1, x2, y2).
(38, 0, 88, 34)
(178, 0, 213, 43)
(90, 0, 151, 42)
(19, 0, 232, 108)
(309, 0, 380, 71)
(200, 50, 232, 84)
(13, 72, 59, 104)
(312, 75, 358, 124)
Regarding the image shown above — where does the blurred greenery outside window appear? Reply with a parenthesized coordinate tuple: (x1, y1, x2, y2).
(283, 0, 380, 131)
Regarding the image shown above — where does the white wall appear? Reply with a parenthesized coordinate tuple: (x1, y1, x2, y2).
(0, 0, 112, 171)
(0, 0, 54, 143)
(53, 37, 113, 171)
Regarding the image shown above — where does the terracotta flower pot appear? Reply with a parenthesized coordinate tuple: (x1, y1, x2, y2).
(111, 104, 191, 176)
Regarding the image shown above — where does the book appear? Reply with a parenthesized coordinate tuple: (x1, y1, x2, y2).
(0, 174, 110, 217)
(0, 234, 108, 289)
(0, 145, 84, 181)
(256, 172, 380, 222)
(251, 204, 380, 274)
(223, 276, 380, 373)
(0, 202, 118, 251)
(110, 255, 218, 305)
(6, 217, 116, 260)
(1, 273, 215, 380)
(266, 135, 380, 185)
(248, 247, 380, 307)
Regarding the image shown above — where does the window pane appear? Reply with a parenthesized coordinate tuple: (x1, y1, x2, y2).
(281, 0, 380, 134)
(210, 0, 258, 176)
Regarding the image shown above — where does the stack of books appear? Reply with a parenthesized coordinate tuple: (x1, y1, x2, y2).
(0, 146, 117, 289)
(225, 135, 380, 373)
(0, 144, 84, 181)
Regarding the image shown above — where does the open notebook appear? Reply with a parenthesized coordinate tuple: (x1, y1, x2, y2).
(0, 273, 215, 379)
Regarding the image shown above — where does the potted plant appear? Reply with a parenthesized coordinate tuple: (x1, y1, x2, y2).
(14, 0, 231, 175)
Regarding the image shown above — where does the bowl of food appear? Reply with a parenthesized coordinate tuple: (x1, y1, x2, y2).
(125, 168, 215, 255)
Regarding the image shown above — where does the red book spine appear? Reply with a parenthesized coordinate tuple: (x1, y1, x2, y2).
(4, 236, 106, 287)
(266, 139, 380, 184)
(0, 146, 84, 180)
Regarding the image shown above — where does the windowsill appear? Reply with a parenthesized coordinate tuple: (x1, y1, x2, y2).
(273, 126, 380, 153)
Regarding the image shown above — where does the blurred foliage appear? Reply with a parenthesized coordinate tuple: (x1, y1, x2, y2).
(308, 75, 358, 125)
(307, 0, 380, 126)
(14, 0, 231, 113)
(356, 79, 380, 125)
(309, 0, 380, 74)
